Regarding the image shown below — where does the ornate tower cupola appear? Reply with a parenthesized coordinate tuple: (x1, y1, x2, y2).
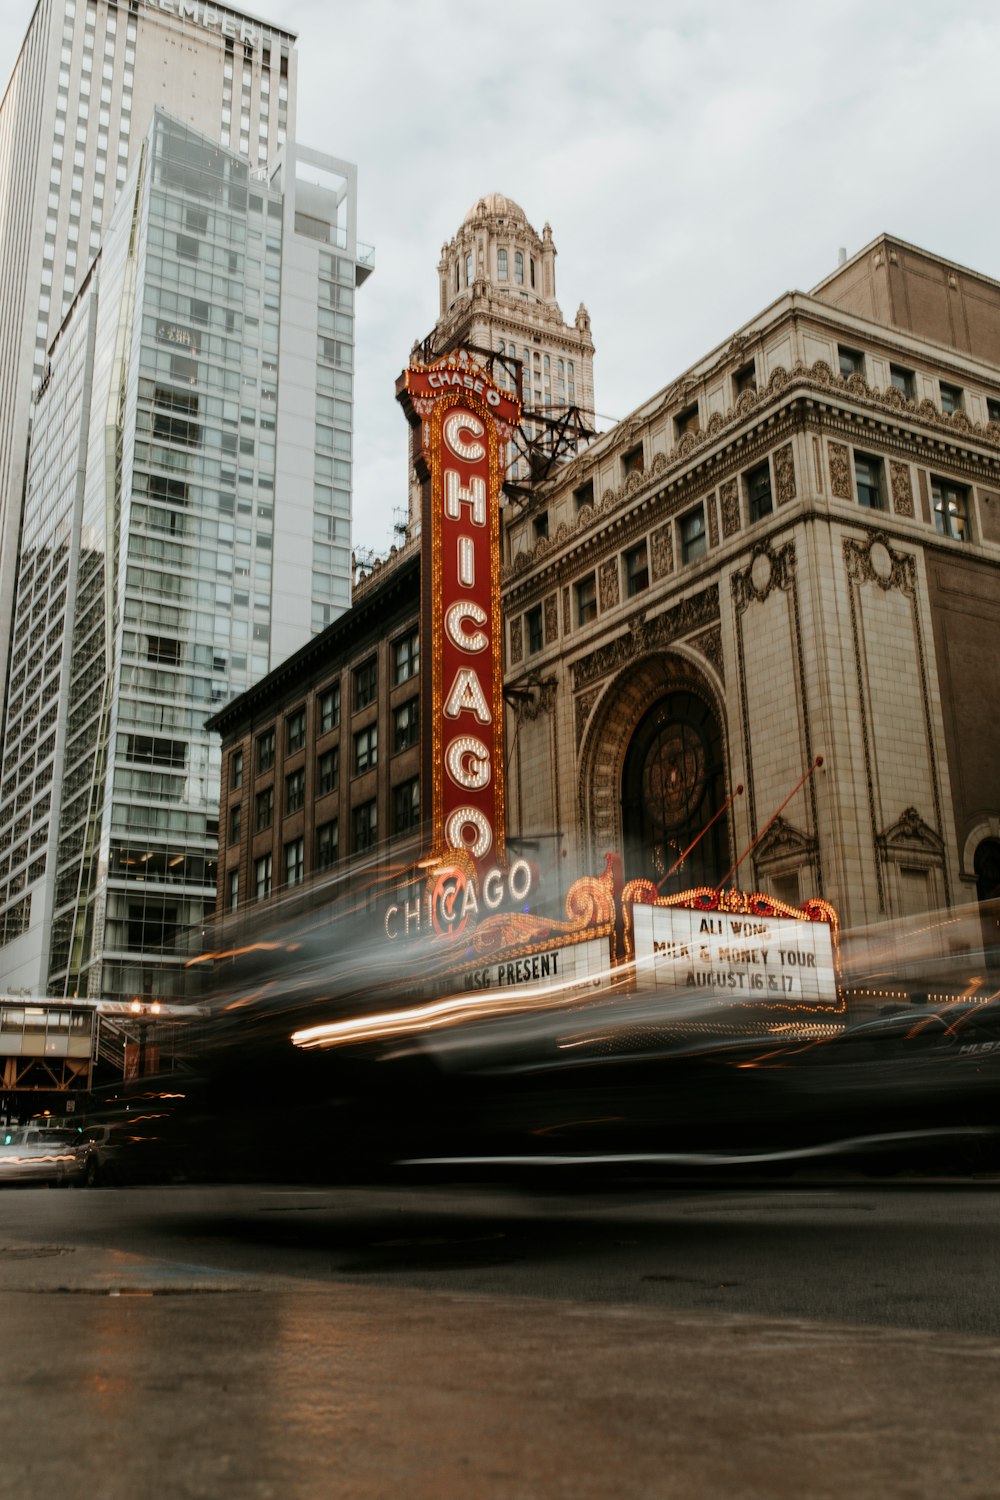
(415, 193, 596, 530)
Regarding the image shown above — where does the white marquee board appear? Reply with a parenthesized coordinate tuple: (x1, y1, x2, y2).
(632, 904, 837, 1006)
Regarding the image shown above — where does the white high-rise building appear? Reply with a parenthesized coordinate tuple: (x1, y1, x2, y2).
(0, 103, 369, 1001)
(0, 0, 298, 724)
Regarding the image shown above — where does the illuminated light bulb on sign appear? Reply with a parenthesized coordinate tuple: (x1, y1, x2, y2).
(446, 807, 493, 859)
(442, 411, 486, 462)
(445, 470, 487, 526)
(444, 666, 492, 723)
(445, 600, 489, 652)
(446, 735, 492, 790)
(458, 537, 475, 587)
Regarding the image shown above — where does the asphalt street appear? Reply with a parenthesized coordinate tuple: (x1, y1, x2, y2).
(1, 1179, 999, 1499)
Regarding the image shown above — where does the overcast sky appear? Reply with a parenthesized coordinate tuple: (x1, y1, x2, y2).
(3, 1, 998, 554)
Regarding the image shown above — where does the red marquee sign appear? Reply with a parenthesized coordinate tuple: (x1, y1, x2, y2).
(397, 349, 521, 879)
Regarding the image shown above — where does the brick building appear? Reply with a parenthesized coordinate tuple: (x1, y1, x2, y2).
(205, 548, 419, 932)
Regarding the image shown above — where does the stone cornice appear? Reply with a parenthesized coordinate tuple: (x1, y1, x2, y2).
(503, 359, 1000, 598)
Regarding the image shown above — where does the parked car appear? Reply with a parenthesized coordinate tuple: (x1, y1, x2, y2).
(0, 1126, 85, 1186)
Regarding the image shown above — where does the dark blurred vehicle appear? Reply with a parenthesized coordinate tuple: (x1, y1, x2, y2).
(0, 1126, 85, 1186)
(77, 1123, 125, 1186)
(70, 1103, 191, 1186)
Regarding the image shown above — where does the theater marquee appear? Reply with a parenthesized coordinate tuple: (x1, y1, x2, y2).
(622, 882, 842, 1012)
(397, 349, 520, 880)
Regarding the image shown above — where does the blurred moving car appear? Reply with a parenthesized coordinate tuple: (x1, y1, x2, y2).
(76, 1123, 125, 1187)
(0, 1126, 85, 1186)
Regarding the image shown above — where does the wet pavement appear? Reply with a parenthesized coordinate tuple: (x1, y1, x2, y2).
(1, 1181, 999, 1498)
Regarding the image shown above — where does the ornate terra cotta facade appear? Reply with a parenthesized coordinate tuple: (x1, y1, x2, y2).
(500, 235, 1000, 994)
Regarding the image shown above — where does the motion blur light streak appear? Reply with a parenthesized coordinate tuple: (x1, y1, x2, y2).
(291, 964, 624, 1050)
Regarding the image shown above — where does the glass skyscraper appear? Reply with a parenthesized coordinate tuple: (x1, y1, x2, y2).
(0, 109, 369, 1000)
(0, 1, 300, 732)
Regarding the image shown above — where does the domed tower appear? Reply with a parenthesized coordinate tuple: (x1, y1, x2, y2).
(435, 193, 595, 424)
(405, 194, 595, 534)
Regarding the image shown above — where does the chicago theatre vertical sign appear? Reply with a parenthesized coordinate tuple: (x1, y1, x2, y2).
(397, 350, 520, 879)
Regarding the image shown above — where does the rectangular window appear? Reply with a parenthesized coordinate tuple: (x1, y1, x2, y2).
(255, 786, 273, 831)
(319, 683, 340, 732)
(285, 768, 305, 813)
(854, 452, 884, 510)
(680, 505, 707, 564)
(890, 364, 915, 401)
(316, 819, 338, 870)
(256, 728, 274, 773)
(838, 345, 864, 380)
(931, 477, 971, 541)
(514, 250, 524, 285)
(352, 799, 377, 853)
(353, 655, 377, 710)
(393, 698, 419, 754)
(393, 777, 420, 835)
(393, 629, 419, 685)
(284, 836, 304, 888)
(354, 724, 378, 774)
(497, 247, 508, 280)
(532, 510, 548, 541)
(228, 805, 241, 844)
(286, 706, 306, 754)
(317, 746, 339, 796)
(574, 480, 594, 511)
(526, 605, 543, 655)
(675, 404, 699, 439)
(734, 363, 757, 397)
(227, 869, 239, 912)
(746, 461, 772, 523)
(255, 853, 272, 901)
(147, 636, 182, 665)
(940, 382, 963, 415)
(575, 574, 597, 627)
(987, 397, 1000, 424)
(621, 444, 644, 478)
(231, 749, 243, 789)
(624, 541, 649, 597)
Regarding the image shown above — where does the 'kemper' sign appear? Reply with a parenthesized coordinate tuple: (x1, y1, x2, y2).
(397, 349, 520, 879)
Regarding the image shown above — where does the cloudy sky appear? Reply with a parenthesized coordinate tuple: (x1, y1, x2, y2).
(3, 1, 998, 553)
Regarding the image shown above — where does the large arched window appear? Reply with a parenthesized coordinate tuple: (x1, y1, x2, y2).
(621, 690, 728, 892)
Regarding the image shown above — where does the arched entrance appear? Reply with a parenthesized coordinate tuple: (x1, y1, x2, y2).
(621, 688, 729, 892)
(974, 838, 1000, 973)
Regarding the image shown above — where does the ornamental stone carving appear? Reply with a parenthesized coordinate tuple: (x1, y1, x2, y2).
(731, 540, 796, 615)
(509, 615, 523, 666)
(877, 806, 945, 859)
(773, 442, 796, 505)
(598, 557, 620, 613)
(562, 585, 571, 635)
(706, 494, 719, 548)
(719, 478, 741, 537)
(544, 592, 559, 645)
(519, 678, 557, 722)
(754, 815, 817, 865)
(650, 523, 673, 580)
(889, 461, 914, 517)
(828, 441, 852, 500)
(572, 584, 720, 691)
(690, 624, 724, 682)
(574, 685, 601, 748)
(842, 531, 915, 598)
